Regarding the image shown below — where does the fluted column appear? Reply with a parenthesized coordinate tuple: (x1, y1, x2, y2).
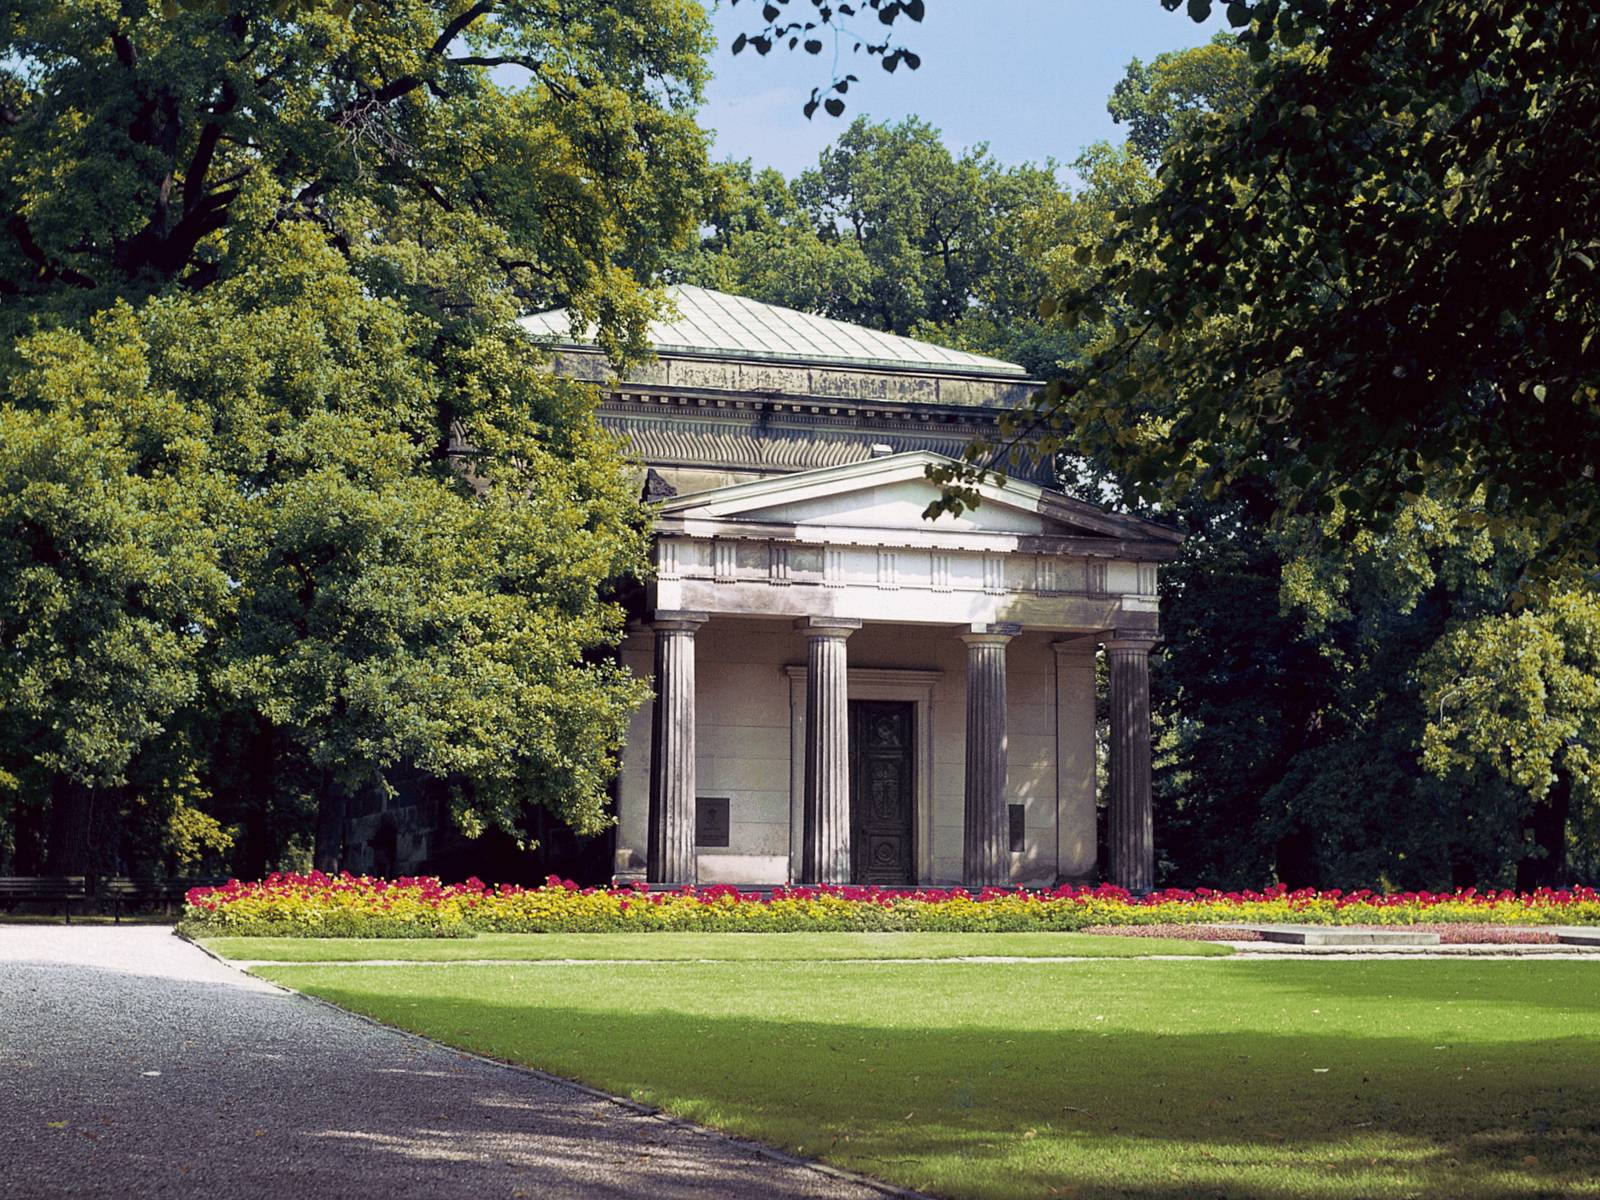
(962, 623, 1018, 887)
(1106, 632, 1159, 893)
(647, 611, 707, 885)
(797, 616, 860, 883)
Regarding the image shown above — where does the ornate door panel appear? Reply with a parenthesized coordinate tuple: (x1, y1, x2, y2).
(849, 700, 915, 886)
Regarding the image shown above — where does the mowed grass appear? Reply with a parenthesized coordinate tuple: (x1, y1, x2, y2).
(205, 930, 1230, 962)
(257, 954, 1600, 1199)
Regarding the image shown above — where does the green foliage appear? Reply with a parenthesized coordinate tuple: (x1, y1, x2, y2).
(678, 29, 1600, 888)
(1026, 0, 1600, 578)
(673, 117, 1077, 376)
(0, 325, 229, 790)
(1422, 589, 1600, 807)
(166, 802, 237, 873)
(727, 0, 925, 119)
(0, 0, 715, 874)
(1108, 33, 1256, 167)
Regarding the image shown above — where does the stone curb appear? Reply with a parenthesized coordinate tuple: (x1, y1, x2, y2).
(180, 930, 932, 1200)
(1222, 941, 1600, 957)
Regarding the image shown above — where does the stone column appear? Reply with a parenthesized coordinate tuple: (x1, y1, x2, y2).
(961, 623, 1018, 887)
(1106, 631, 1159, 893)
(647, 611, 707, 885)
(797, 617, 860, 884)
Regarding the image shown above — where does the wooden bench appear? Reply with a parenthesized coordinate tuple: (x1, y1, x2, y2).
(0, 876, 89, 924)
(101, 876, 231, 922)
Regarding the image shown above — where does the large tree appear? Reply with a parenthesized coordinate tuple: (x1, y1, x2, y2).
(1014, 0, 1600, 580)
(0, 0, 714, 875)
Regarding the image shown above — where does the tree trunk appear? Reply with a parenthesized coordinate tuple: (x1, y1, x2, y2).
(239, 720, 276, 880)
(312, 771, 347, 874)
(44, 775, 95, 876)
(1515, 769, 1572, 891)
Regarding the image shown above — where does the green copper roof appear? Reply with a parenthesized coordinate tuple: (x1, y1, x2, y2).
(519, 285, 1029, 379)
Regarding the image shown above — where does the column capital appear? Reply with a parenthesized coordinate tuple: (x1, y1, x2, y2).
(653, 610, 708, 634)
(794, 616, 861, 639)
(1103, 630, 1162, 653)
(960, 620, 1020, 648)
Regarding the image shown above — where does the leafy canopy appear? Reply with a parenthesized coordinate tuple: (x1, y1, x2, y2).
(990, 0, 1600, 581)
(0, 0, 716, 873)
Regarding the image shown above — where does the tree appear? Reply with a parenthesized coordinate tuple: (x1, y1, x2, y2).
(669, 161, 873, 318)
(1005, 0, 1600, 580)
(1107, 33, 1257, 168)
(1, 1, 714, 875)
(1, 0, 712, 352)
(748, 3, 1599, 579)
(707, 7, 1600, 888)
(1422, 589, 1600, 887)
(0, 320, 228, 874)
(727, 0, 924, 119)
(674, 117, 1076, 375)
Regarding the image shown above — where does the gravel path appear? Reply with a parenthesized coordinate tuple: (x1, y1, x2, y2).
(0, 926, 905, 1200)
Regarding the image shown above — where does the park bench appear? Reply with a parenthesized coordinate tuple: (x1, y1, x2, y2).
(0, 876, 89, 924)
(101, 876, 231, 922)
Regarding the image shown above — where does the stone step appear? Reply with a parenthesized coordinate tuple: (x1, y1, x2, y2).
(1550, 927, 1600, 947)
(1227, 924, 1442, 946)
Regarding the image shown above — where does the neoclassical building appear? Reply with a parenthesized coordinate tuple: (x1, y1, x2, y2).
(522, 286, 1180, 891)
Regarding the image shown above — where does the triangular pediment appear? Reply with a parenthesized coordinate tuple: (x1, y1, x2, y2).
(657, 452, 1181, 545)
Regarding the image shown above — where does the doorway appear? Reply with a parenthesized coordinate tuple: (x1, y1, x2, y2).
(849, 700, 916, 886)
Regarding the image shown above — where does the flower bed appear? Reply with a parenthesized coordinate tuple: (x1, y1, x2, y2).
(176, 874, 1600, 939)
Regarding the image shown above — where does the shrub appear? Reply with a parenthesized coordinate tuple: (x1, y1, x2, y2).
(175, 874, 1600, 939)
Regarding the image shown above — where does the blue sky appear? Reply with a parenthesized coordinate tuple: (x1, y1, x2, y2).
(698, 1, 1227, 176)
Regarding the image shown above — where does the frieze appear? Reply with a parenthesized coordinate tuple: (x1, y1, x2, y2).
(599, 402, 1054, 484)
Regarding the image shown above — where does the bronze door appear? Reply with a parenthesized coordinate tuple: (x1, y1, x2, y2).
(849, 700, 915, 886)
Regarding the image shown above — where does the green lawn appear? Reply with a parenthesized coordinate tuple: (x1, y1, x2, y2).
(206, 929, 1230, 962)
(257, 952, 1600, 1200)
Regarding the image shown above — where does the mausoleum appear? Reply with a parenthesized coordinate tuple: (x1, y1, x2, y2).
(521, 286, 1180, 890)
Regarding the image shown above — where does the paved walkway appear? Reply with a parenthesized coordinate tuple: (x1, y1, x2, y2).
(0, 926, 899, 1200)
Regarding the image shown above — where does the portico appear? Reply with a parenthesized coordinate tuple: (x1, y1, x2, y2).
(613, 451, 1180, 890)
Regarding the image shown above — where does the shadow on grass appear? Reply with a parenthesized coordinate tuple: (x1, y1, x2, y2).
(281, 965, 1600, 1200)
(1220, 957, 1600, 1013)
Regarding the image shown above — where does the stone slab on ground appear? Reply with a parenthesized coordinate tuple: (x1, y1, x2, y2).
(1228, 924, 1442, 946)
(0, 925, 907, 1200)
(1550, 926, 1600, 947)
(1222, 941, 1600, 957)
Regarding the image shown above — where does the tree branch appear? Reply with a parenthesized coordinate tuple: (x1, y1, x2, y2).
(183, 83, 238, 215)
(7, 215, 96, 289)
(327, 2, 495, 126)
(431, 1, 495, 57)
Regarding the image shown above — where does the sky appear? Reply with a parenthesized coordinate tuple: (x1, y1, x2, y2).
(698, 1, 1228, 177)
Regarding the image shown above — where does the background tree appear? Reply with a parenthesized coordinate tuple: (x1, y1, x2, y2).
(674, 116, 1076, 376)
